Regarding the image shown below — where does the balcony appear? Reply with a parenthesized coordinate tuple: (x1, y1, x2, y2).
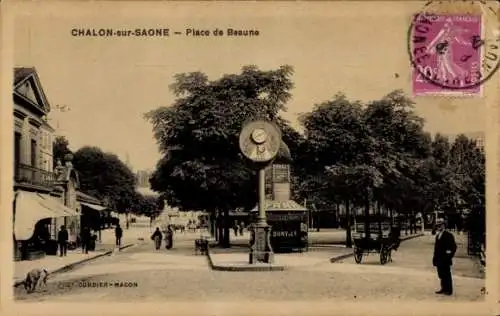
(14, 163, 55, 188)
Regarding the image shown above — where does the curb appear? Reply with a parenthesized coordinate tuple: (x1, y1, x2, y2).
(13, 243, 135, 288)
(329, 233, 425, 263)
(206, 245, 286, 272)
(329, 252, 357, 263)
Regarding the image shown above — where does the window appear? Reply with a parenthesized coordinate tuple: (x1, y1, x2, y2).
(272, 164, 289, 183)
(31, 139, 37, 167)
(14, 133, 21, 176)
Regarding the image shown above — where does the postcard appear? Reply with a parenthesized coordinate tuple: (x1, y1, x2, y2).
(1, 1, 499, 315)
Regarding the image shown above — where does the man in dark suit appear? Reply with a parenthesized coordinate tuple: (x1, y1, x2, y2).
(433, 218, 457, 295)
(57, 225, 69, 257)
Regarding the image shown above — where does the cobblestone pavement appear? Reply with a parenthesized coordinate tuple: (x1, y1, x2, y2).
(14, 232, 483, 302)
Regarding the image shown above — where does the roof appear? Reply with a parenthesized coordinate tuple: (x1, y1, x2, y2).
(76, 191, 102, 205)
(13, 66, 51, 114)
(14, 67, 36, 85)
(274, 141, 292, 164)
(250, 200, 307, 212)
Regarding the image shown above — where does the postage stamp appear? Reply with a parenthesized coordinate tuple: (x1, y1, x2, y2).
(5, 1, 492, 314)
(408, 1, 500, 96)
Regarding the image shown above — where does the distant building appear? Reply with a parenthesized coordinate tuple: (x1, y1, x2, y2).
(464, 131, 484, 152)
(445, 131, 485, 152)
(136, 169, 153, 188)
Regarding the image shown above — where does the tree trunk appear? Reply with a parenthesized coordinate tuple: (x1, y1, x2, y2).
(377, 202, 382, 237)
(405, 213, 409, 235)
(209, 210, 216, 237)
(216, 210, 222, 242)
(345, 201, 352, 248)
(336, 204, 341, 228)
(221, 208, 231, 248)
(410, 211, 415, 234)
(316, 211, 320, 232)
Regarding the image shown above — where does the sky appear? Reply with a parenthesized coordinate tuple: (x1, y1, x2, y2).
(13, 2, 489, 171)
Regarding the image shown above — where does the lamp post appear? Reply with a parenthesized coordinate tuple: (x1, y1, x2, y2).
(239, 121, 281, 264)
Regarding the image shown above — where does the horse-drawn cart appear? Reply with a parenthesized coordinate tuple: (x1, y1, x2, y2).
(352, 219, 400, 265)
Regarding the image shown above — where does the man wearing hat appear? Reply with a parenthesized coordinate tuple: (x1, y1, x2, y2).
(433, 217, 457, 295)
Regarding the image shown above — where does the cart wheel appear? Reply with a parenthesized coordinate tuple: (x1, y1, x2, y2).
(380, 246, 388, 265)
(354, 247, 363, 264)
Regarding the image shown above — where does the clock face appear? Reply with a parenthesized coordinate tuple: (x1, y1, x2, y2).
(251, 128, 268, 144)
(239, 120, 281, 163)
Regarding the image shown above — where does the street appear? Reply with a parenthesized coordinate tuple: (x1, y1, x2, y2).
(14, 232, 484, 302)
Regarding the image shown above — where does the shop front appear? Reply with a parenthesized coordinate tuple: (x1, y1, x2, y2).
(13, 190, 79, 260)
(80, 201, 107, 244)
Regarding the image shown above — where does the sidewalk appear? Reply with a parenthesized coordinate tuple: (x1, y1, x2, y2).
(385, 231, 484, 279)
(13, 225, 150, 287)
(208, 248, 353, 272)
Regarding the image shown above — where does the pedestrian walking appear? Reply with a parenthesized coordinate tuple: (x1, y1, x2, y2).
(233, 221, 238, 237)
(81, 226, 91, 254)
(165, 225, 173, 250)
(239, 221, 245, 236)
(57, 225, 68, 257)
(151, 227, 163, 250)
(115, 224, 123, 249)
(433, 218, 457, 295)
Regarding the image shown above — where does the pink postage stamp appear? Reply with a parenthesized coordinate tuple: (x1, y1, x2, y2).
(410, 14, 483, 96)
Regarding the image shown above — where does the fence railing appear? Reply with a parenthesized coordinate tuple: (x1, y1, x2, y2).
(14, 163, 55, 187)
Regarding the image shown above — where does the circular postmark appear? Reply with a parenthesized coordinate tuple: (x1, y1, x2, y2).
(408, 0, 499, 91)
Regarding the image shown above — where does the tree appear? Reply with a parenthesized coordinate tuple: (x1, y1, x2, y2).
(53, 136, 73, 166)
(132, 194, 162, 219)
(72, 146, 137, 215)
(146, 65, 295, 247)
(299, 90, 434, 245)
(298, 93, 368, 246)
(362, 90, 432, 234)
(449, 134, 485, 237)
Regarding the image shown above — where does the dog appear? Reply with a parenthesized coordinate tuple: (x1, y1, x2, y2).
(24, 268, 48, 293)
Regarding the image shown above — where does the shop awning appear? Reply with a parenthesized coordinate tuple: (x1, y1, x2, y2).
(80, 202, 106, 211)
(250, 200, 308, 212)
(14, 191, 78, 240)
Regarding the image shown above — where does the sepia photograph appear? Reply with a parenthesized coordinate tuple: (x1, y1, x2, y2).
(3, 0, 499, 315)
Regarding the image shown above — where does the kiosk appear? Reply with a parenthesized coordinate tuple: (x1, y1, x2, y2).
(251, 200, 308, 252)
(249, 141, 309, 253)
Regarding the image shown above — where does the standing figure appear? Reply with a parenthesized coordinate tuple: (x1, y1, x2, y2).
(57, 225, 68, 257)
(81, 226, 91, 254)
(239, 221, 245, 236)
(115, 224, 123, 249)
(233, 221, 239, 237)
(433, 218, 457, 295)
(426, 19, 471, 82)
(151, 227, 163, 250)
(165, 225, 173, 250)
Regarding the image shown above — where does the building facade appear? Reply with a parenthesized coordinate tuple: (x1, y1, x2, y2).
(13, 67, 55, 187)
(445, 131, 485, 152)
(136, 169, 153, 188)
(464, 131, 485, 152)
(13, 67, 106, 261)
